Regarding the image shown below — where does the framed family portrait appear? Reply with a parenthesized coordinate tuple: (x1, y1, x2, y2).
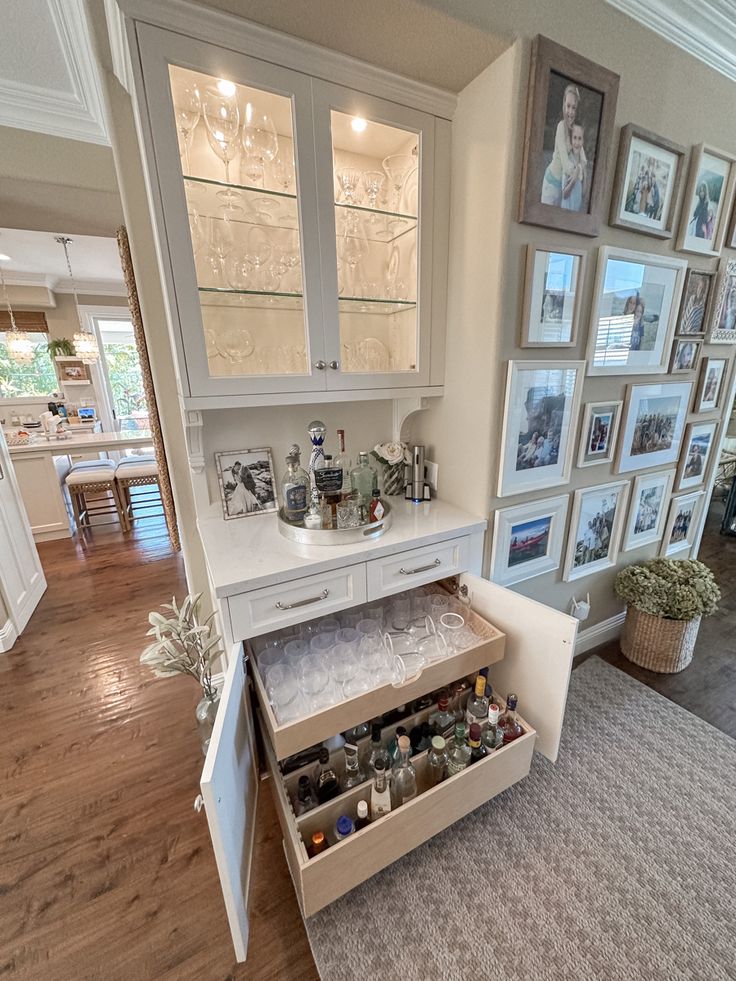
(490, 495, 570, 587)
(693, 356, 729, 413)
(676, 421, 719, 491)
(622, 469, 674, 551)
(669, 338, 701, 373)
(214, 447, 277, 520)
(520, 245, 586, 346)
(616, 381, 692, 474)
(676, 269, 714, 336)
(707, 258, 736, 344)
(586, 246, 687, 375)
(519, 35, 620, 236)
(577, 400, 622, 467)
(609, 124, 686, 239)
(498, 360, 585, 497)
(563, 479, 629, 582)
(660, 491, 704, 557)
(676, 144, 736, 256)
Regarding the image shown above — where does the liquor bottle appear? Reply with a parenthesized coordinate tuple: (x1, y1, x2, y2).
(350, 451, 378, 514)
(293, 774, 317, 815)
(314, 747, 340, 804)
(366, 722, 392, 777)
(389, 725, 409, 764)
(303, 487, 323, 530)
(333, 428, 352, 497)
(281, 451, 310, 524)
(369, 490, 385, 522)
(429, 693, 456, 739)
(482, 704, 501, 754)
(314, 452, 344, 506)
(319, 493, 333, 529)
(448, 680, 469, 723)
(465, 675, 490, 731)
(307, 420, 326, 485)
(370, 758, 392, 819)
(335, 815, 355, 840)
(391, 735, 417, 806)
(468, 723, 487, 765)
(307, 831, 328, 857)
(427, 735, 449, 786)
(447, 722, 470, 776)
(340, 742, 367, 791)
(498, 693, 524, 744)
(354, 799, 370, 831)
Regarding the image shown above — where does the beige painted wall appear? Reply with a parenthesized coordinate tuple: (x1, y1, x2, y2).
(409, 1, 736, 630)
(0, 592, 8, 627)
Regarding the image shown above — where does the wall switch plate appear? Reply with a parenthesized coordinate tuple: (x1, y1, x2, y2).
(425, 460, 438, 493)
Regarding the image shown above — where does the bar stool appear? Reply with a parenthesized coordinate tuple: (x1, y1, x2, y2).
(65, 460, 129, 533)
(114, 456, 162, 528)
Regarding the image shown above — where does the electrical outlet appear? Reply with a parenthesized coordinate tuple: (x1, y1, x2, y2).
(425, 460, 439, 492)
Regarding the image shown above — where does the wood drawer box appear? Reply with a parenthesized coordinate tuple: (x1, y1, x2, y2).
(228, 566, 367, 640)
(366, 536, 470, 600)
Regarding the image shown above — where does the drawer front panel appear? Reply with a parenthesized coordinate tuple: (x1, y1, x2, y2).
(228, 566, 367, 640)
(366, 536, 470, 600)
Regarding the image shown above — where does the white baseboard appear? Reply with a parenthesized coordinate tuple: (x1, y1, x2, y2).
(574, 611, 626, 656)
(0, 618, 18, 654)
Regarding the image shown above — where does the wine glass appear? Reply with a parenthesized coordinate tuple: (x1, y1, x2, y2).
(336, 167, 362, 204)
(272, 153, 295, 193)
(174, 82, 201, 174)
(339, 211, 367, 292)
(203, 85, 241, 186)
(224, 249, 254, 291)
(382, 153, 416, 213)
(362, 170, 385, 211)
(242, 106, 279, 187)
(245, 226, 272, 289)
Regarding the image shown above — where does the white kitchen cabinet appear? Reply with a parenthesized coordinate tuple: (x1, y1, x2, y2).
(130, 22, 449, 406)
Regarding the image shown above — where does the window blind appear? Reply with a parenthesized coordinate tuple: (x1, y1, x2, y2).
(0, 311, 49, 333)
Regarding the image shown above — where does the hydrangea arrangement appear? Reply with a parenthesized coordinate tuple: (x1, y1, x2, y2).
(615, 559, 720, 622)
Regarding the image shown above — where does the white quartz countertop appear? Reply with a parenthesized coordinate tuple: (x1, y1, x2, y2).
(198, 498, 487, 598)
(8, 430, 154, 455)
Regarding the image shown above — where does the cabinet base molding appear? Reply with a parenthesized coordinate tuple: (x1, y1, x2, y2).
(0, 618, 18, 653)
(182, 387, 444, 411)
(574, 611, 626, 656)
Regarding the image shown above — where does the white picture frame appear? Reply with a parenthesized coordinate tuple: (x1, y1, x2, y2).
(490, 494, 570, 587)
(675, 420, 719, 491)
(693, 356, 729, 414)
(563, 479, 630, 582)
(706, 257, 736, 344)
(676, 143, 736, 257)
(616, 381, 692, 474)
(497, 360, 585, 497)
(669, 338, 701, 373)
(577, 399, 623, 468)
(586, 246, 687, 376)
(520, 245, 586, 347)
(214, 447, 278, 520)
(660, 491, 705, 557)
(622, 469, 674, 551)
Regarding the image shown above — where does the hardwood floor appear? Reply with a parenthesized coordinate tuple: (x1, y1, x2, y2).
(1, 505, 734, 980)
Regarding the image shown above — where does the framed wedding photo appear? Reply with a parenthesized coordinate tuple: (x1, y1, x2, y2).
(669, 338, 701, 374)
(660, 491, 704, 557)
(676, 144, 736, 256)
(676, 269, 714, 336)
(675, 421, 719, 491)
(586, 246, 687, 376)
(693, 356, 729, 413)
(609, 124, 686, 239)
(497, 360, 585, 497)
(214, 447, 277, 520)
(519, 35, 619, 236)
(520, 245, 586, 347)
(577, 400, 622, 468)
(707, 258, 736, 344)
(616, 381, 692, 474)
(490, 495, 570, 587)
(622, 469, 674, 551)
(563, 479, 629, 582)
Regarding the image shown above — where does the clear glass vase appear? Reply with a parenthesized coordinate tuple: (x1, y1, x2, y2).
(196, 691, 220, 756)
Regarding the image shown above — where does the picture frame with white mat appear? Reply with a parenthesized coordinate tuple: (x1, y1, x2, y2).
(622, 469, 674, 551)
(490, 494, 570, 587)
(519, 245, 586, 347)
(660, 491, 705, 557)
(563, 479, 630, 582)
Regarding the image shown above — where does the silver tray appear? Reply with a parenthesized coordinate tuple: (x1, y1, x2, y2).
(277, 501, 392, 545)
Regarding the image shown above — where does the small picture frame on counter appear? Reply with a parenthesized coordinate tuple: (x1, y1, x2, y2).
(215, 447, 277, 520)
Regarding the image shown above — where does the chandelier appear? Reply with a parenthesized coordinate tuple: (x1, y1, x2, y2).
(55, 236, 100, 364)
(0, 261, 33, 365)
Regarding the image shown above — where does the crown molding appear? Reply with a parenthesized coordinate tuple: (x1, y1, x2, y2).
(55, 278, 127, 296)
(104, 0, 133, 92)
(606, 0, 736, 84)
(111, 0, 457, 119)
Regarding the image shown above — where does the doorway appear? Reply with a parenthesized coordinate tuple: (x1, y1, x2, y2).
(81, 306, 150, 433)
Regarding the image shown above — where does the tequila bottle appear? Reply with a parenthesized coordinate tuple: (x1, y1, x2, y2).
(281, 451, 310, 524)
(498, 693, 524, 744)
(447, 722, 470, 776)
(391, 735, 417, 807)
(340, 742, 367, 791)
(465, 674, 490, 731)
(370, 758, 392, 819)
(427, 735, 449, 786)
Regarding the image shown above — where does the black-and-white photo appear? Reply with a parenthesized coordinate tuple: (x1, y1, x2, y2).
(215, 447, 277, 520)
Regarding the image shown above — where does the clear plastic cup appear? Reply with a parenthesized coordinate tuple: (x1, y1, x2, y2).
(316, 617, 341, 637)
(335, 627, 360, 653)
(257, 647, 284, 683)
(439, 612, 465, 652)
(266, 663, 303, 723)
(310, 633, 334, 657)
(390, 595, 412, 630)
(416, 630, 448, 664)
(429, 594, 451, 620)
(330, 642, 359, 694)
(357, 618, 381, 638)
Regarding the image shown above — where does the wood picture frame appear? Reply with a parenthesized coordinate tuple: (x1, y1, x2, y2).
(660, 491, 705, 557)
(692, 356, 729, 414)
(577, 399, 623, 468)
(669, 338, 701, 374)
(490, 494, 570, 587)
(706, 257, 736, 344)
(676, 269, 714, 337)
(616, 380, 692, 474)
(518, 35, 620, 236)
(676, 143, 736, 256)
(609, 123, 686, 240)
(563, 479, 630, 582)
(622, 469, 675, 551)
(214, 447, 278, 520)
(675, 420, 719, 492)
(520, 245, 586, 347)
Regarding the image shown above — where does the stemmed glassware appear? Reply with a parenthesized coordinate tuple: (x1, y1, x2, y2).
(382, 153, 416, 213)
(336, 167, 362, 204)
(174, 82, 201, 174)
(203, 85, 241, 210)
(245, 226, 272, 290)
(339, 211, 368, 293)
(361, 170, 385, 211)
(272, 152, 295, 193)
(242, 106, 279, 186)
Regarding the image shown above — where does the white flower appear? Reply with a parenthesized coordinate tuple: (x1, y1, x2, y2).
(374, 441, 406, 466)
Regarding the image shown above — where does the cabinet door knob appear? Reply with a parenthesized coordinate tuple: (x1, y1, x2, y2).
(328, 360, 339, 370)
(313, 360, 326, 370)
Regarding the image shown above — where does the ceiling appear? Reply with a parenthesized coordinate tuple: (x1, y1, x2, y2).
(0, 228, 124, 294)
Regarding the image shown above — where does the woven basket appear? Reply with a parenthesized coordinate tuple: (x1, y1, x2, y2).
(621, 605, 701, 673)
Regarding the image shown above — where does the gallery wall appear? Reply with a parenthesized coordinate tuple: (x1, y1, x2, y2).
(409, 0, 736, 632)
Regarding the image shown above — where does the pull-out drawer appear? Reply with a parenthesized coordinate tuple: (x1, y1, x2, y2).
(261, 700, 536, 917)
(228, 565, 367, 640)
(366, 537, 470, 600)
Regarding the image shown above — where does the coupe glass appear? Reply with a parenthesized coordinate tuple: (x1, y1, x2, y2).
(174, 81, 201, 174)
(203, 86, 241, 185)
(382, 153, 416, 212)
(336, 167, 362, 204)
(361, 170, 385, 210)
(242, 107, 279, 186)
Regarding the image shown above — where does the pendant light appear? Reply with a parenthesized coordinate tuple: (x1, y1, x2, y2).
(0, 261, 33, 365)
(55, 236, 100, 364)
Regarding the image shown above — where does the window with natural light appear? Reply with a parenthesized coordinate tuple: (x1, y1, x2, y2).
(0, 335, 57, 397)
(96, 319, 149, 430)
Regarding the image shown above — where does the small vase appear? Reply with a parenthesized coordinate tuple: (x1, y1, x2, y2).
(196, 691, 220, 756)
(382, 461, 406, 497)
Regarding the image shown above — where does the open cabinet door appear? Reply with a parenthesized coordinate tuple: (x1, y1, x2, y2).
(461, 574, 577, 763)
(200, 644, 259, 962)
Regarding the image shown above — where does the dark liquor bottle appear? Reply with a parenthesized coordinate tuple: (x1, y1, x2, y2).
(314, 747, 340, 804)
(468, 723, 487, 764)
(293, 774, 317, 816)
(307, 831, 328, 857)
(354, 799, 370, 831)
(498, 693, 524, 744)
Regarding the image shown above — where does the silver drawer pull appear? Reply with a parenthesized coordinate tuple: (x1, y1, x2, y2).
(276, 588, 330, 610)
(398, 558, 441, 576)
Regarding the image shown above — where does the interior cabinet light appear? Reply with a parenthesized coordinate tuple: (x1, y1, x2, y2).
(351, 117, 368, 133)
(217, 79, 236, 96)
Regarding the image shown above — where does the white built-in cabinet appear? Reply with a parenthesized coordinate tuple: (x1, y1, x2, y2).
(133, 24, 450, 406)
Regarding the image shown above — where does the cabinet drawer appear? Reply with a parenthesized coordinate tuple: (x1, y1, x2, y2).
(261, 706, 535, 917)
(366, 537, 470, 599)
(228, 566, 367, 640)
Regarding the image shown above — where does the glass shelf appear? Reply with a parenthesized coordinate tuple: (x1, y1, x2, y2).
(186, 178, 299, 235)
(183, 174, 296, 200)
(335, 201, 416, 222)
(334, 204, 417, 245)
(339, 297, 416, 316)
(199, 288, 304, 312)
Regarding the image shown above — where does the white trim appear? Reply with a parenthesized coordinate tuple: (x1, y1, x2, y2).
(0, 618, 19, 654)
(574, 611, 626, 655)
(182, 386, 445, 411)
(606, 0, 736, 85)
(104, 0, 133, 92)
(113, 0, 457, 119)
(55, 279, 127, 297)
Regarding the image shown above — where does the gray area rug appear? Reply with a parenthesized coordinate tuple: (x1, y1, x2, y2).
(306, 657, 736, 981)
